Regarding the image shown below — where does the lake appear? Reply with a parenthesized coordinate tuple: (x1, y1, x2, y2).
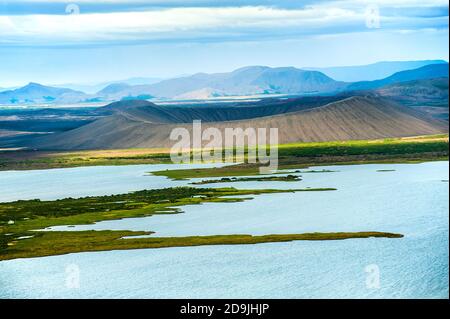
(0, 161, 448, 298)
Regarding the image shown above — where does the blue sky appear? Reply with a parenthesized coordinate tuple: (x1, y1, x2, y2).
(0, 0, 448, 87)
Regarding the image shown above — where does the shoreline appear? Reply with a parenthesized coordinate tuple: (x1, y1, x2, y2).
(0, 134, 448, 172)
(0, 231, 403, 262)
(0, 135, 446, 261)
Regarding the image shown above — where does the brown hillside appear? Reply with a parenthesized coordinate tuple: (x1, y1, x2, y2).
(32, 96, 448, 150)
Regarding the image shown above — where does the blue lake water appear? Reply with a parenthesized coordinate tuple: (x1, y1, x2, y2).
(0, 163, 226, 202)
(0, 161, 448, 298)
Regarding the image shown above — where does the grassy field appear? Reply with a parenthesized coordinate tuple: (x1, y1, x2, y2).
(0, 134, 447, 172)
(153, 135, 449, 179)
(0, 148, 173, 171)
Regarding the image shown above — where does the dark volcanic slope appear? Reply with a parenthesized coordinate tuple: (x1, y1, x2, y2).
(32, 96, 448, 150)
(372, 77, 449, 120)
(95, 95, 351, 123)
(376, 77, 449, 107)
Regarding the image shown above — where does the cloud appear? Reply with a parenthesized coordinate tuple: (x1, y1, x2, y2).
(0, 1, 447, 47)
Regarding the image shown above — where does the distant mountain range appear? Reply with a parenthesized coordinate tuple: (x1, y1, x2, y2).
(101, 65, 347, 100)
(0, 83, 87, 105)
(1, 61, 448, 105)
(346, 64, 449, 91)
(306, 60, 447, 82)
(54, 77, 164, 94)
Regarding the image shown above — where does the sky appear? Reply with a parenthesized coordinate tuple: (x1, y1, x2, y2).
(0, 0, 448, 87)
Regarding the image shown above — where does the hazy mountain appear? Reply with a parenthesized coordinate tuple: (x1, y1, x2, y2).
(97, 83, 132, 95)
(55, 77, 163, 94)
(174, 87, 226, 100)
(121, 77, 165, 86)
(3, 62, 449, 105)
(0, 82, 89, 105)
(95, 63, 448, 100)
(249, 66, 345, 93)
(307, 60, 447, 82)
(98, 66, 347, 99)
(96, 82, 155, 101)
(30, 96, 448, 150)
(346, 64, 449, 91)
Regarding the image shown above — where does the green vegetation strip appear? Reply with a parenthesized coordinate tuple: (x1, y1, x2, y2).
(0, 187, 329, 229)
(0, 149, 173, 171)
(0, 135, 447, 172)
(0, 185, 402, 261)
(0, 187, 352, 260)
(152, 136, 449, 179)
(190, 175, 301, 185)
(0, 231, 403, 261)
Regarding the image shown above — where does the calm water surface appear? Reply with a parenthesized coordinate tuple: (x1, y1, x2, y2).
(0, 161, 448, 298)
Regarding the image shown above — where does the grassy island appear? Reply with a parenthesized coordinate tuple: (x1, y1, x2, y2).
(0, 187, 313, 231)
(190, 174, 301, 184)
(0, 186, 342, 260)
(0, 231, 403, 261)
(296, 169, 337, 173)
(0, 185, 403, 261)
